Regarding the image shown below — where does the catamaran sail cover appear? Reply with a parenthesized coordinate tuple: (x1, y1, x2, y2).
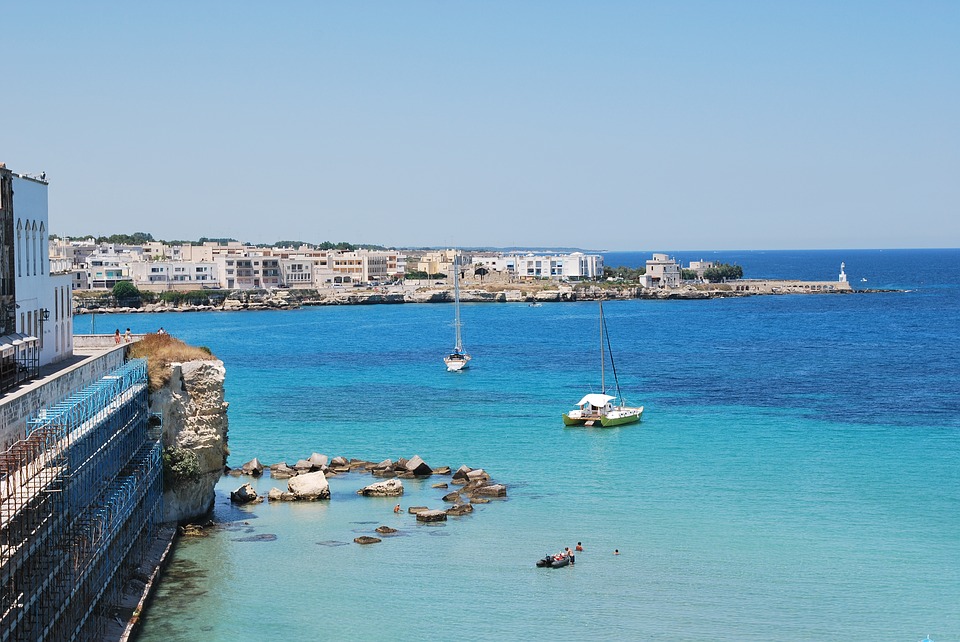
(577, 394, 615, 408)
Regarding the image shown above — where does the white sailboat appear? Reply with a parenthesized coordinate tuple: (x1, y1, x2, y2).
(444, 253, 471, 371)
(562, 300, 643, 427)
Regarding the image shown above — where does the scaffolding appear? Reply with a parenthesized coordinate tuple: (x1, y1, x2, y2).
(0, 358, 160, 641)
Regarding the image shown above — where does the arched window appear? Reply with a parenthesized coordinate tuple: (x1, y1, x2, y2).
(25, 221, 31, 276)
(16, 219, 22, 277)
(32, 221, 39, 275)
(40, 222, 46, 275)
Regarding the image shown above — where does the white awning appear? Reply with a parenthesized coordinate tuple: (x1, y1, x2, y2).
(576, 394, 614, 408)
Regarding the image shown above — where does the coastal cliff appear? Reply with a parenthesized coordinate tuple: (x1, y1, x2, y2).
(129, 334, 230, 523)
(152, 359, 229, 522)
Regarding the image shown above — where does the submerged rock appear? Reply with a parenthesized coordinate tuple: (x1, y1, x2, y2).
(354, 536, 382, 545)
(375, 526, 398, 534)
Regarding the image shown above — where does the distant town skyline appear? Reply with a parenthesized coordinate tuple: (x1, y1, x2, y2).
(3, 2, 958, 251)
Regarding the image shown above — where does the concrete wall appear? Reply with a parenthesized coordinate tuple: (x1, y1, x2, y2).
(74, 333, 147, 349)
(0, 344, 127, 448)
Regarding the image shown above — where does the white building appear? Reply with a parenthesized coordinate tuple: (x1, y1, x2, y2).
(279, 257, 317, 288)
(1, 164, 74, 394)
(515, 252, 603, 281)
(128, 260, 219, 291)
(645, 253, 681, 288)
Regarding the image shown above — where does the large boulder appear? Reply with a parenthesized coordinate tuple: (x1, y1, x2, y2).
(474, 484, 507, 497)
(293, 459, 315, 472)
(446, 503, 474, 516)
(442, 492, 462, 503)
(241, 458, 264, 477)
(372, 468, 398, 478)
(230, 483, 261, 504)
(357, 479, 404, 497)
(267, 488, 283, 501)
(466, 469, 489, 482)
(288, 471, 331, 500)
(271, 464, 297, 480)
(405, 455, 433, 476)
(416, 509, 448, 523)
(308, 453, 329, 468)
(407, 506, 429, 514)
(452, 465, 472, 480)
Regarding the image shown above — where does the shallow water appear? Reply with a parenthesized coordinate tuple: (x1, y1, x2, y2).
(120, 249, 959, 641)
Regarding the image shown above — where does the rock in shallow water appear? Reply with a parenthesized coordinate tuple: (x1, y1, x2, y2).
(354, 536, 382, 545)
(357, 479, 404, 497)
(416, 510, 447, 523)
(288, 471, 331, 500)
(230, 483, 261, 504)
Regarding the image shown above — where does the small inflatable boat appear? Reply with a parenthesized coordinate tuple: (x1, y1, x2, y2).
(536, 553, 574, 568)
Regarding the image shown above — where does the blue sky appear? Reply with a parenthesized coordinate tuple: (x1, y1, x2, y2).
(3, 1, 957, 250)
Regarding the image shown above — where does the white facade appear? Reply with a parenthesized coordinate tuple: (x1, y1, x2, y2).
(278, 257, 316, 288)
(515, 252, 603, 280)
(645, 253, 681, 288)
(6, 172, 74, 367)
(128, 260, 219, 291)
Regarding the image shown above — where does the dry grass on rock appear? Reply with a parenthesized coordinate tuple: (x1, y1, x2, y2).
(128, 333, 217, 391)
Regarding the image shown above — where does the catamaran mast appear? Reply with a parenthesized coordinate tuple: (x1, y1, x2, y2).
(453, 252, 463, 353)
(599, 300, 605, 393)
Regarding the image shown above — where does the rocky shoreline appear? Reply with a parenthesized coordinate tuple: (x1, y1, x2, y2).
(218, 453, 505, 545)
(74, 282, 887, 315)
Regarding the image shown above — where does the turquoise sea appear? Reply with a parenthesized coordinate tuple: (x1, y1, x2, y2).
(109, 249, 957, 641)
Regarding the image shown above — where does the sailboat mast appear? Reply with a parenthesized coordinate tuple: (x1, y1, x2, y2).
(453, 252, 463, 353)
(599, 299, 605, 393)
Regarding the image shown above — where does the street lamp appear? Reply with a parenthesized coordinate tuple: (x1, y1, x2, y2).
(39, 308, 50, 350)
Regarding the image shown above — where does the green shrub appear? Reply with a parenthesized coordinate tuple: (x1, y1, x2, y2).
(162, 446, 202, 490)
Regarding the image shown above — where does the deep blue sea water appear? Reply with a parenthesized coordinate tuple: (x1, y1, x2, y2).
(110, 249, 958, 641)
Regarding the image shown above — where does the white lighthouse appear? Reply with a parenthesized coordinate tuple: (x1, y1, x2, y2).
(839, 262, 847, 283)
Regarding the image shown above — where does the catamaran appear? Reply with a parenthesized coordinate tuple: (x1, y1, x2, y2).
(444, 253, 471, 371)
(562, 300, 643, 427)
